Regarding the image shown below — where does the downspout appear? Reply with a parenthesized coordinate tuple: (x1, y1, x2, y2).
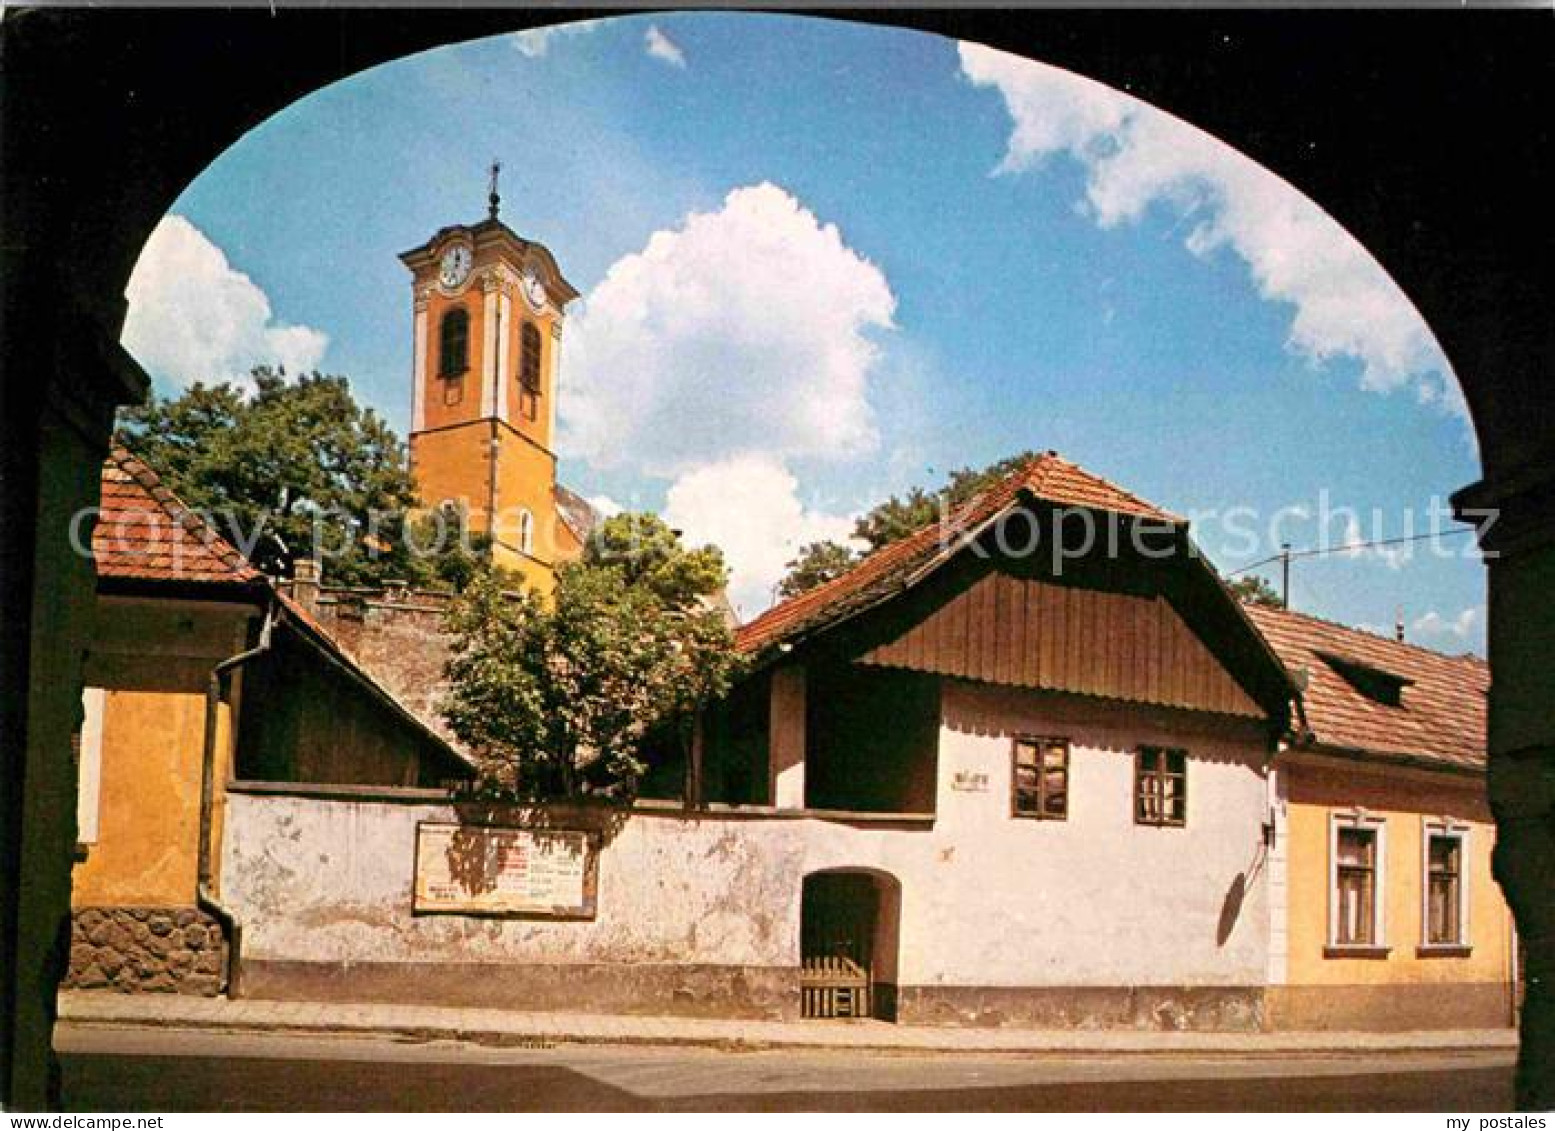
(199, 601, 275, 999)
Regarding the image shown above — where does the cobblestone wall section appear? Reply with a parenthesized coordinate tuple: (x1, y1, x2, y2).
(64, 907, 225, 995)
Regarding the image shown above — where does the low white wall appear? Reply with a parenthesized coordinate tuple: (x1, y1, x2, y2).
(222, 683, 1271, 990)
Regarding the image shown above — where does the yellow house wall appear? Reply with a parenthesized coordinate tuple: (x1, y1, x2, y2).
(73, 598, 253, 908)
(1283, 759, 1514, 990)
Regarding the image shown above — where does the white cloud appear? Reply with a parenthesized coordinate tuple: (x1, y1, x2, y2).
(121, 215, 328, 390)
(644, 25, 686, 69)
(662, 454, 858, 618)
(511, 21, 597, 58)
(588, 495, 624, 520)
(957, 42, 1463, 419)
(1412, 605, 1482, 644)
(560, 182, 896, 476)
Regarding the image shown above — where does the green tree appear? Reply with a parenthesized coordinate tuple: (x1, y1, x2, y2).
(777, 450, 1043, 597)
(117, 366, 481, 589)
(583, 512, 726, 610)
(778, 540, 860, 599)
(442, 516, 742, 800)
(1227, 574, 1285, 608)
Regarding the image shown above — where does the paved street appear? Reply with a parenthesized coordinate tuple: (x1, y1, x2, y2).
(55, 1024, 1516, 1112)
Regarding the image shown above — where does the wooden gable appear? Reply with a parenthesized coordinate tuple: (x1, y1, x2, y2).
(857, 572, 1264, 718)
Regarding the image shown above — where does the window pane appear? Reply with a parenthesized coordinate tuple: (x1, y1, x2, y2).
(1337, 827, 1374, 868)
(1429, 835, 1460, 877)
(1338, 867, 1375, 944)
(1427, 834, 1462, 944)
(1014, 741, 1037, 770)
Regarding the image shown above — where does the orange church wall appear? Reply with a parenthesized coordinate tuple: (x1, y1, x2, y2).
(409, 422, 492, 527)
(419, 291, 489, 435)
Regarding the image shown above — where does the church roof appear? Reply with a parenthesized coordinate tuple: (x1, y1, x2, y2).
(553, 483, 600, 544)
(736, 451, 1181, 656)
(94, 446, 266, 589)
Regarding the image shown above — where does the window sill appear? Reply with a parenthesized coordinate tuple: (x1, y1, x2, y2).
(1323, 945, 1391, 960)
(1416, 944, 1473, 958)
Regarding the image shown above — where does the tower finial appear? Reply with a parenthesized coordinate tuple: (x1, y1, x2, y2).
(488, 159, 502, 221)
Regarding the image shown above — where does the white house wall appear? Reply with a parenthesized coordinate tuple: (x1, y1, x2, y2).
(222, 681, 1272, 1028)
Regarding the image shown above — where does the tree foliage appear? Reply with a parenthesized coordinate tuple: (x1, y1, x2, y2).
(778, 541, 861, 600)
(1227, 574, 1285, 608)
(442, 516, 742, 801)
(116, 367, 484, 589)
(777, 450, 1043, 598)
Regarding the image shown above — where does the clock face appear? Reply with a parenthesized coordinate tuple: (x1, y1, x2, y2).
(521, 268, 548, 310)
(438, 245, 472, 289)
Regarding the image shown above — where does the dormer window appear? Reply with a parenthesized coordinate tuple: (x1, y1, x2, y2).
(1316, 651, 1412, 708)
(439, 308, 470, 377)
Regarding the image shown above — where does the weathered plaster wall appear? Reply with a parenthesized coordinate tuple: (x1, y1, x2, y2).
(73, 598, 251, 909)
(222, 679, 1273, 1025)
(1271, 757, 1516, 1029)
(929, 682, 1272, 988)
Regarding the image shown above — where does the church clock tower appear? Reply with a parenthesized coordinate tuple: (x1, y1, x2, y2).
(400, 169, 582, 593)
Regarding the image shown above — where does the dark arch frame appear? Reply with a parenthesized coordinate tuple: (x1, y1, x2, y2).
(3, 9, 1550, 1109)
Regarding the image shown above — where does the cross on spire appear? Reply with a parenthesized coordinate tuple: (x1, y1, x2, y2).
(488, 159, 502, 221)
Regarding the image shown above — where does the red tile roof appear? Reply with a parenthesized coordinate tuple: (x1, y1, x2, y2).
(1245, 603, 1487, 773)
(737, 451, 1180, 654)
(94, 446, 264, 587)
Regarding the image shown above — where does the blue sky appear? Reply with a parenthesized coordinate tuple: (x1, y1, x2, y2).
(121, 12, 1484, 646)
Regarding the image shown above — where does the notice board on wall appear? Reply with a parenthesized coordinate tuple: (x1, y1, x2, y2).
(413, 821, 598, 919)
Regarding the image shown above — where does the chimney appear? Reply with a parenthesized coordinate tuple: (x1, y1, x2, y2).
(292, 556, 321, 614)
(1395, 605, 1405, 643)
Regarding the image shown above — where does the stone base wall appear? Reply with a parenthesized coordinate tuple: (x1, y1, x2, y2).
(243, 960, 801, 1020)
(64, 907, 225, 995)
(897, 985, 1266, 1031)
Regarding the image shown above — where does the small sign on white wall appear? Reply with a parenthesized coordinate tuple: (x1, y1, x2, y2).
(951, 770, 990, 793)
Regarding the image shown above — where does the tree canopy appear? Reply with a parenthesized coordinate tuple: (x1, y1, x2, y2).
(1227, 574, 1285, 608)
(442, 514, 741, 801)
(116, 366, 486, 588)
(778, 450, 1042, 598)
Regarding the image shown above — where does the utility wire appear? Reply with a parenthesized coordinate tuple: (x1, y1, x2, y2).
(1225, 527, 1475, 578)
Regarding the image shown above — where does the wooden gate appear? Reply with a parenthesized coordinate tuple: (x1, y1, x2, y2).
(801, 953, 871, 1019)
(800, 872, 877, 1020)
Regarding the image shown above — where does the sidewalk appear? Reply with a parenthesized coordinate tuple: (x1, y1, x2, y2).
(56, 991, 1519, 1058)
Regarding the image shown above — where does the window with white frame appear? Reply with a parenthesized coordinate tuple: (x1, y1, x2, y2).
(518, 509, 535, 555)
(1422, 820, 1470, 949)
(1329, 811, 1387, 950)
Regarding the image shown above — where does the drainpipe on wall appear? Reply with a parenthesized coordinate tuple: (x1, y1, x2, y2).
(198, 602, 275, 999)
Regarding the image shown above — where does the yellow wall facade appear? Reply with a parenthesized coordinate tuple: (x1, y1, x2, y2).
(1283, 757, 1514, 991)
(72, 598, 253, 908)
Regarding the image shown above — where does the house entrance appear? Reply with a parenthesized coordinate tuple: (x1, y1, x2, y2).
(800, 870, 900, 1020)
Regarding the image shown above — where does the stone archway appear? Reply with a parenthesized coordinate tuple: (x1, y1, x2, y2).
(3, 9, 1549, 1109)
